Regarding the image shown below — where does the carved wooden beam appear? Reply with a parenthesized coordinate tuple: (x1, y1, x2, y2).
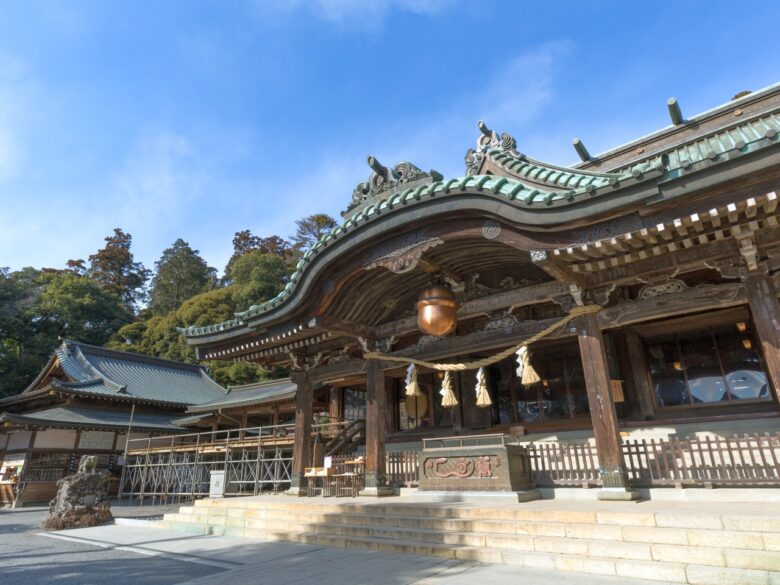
(530, 249, 586, 286)
(309, 358, 367, 385)
(307, 316, 376, 340)
(458, 280, 569, 315)
(586, 237, 739, 287)
(597, 282, 746, 329)
(374, 279, 570, 339)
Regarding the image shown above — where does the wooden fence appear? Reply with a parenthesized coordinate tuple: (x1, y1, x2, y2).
(530, 433, 780, 488)
(387, 451, 419, 487)
(370, 433, 780, 489)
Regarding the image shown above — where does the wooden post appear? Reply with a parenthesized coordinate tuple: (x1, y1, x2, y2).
(239, 412, 248, 439)
(287, 370, 313, 496)
(745, 272, 780, 402)
(361, 359, 393, 496)
(576, 311, 638, 500)
(451, 370, 464, 433)
(328, 386, 340, 421)
(623, 329, 656, 420)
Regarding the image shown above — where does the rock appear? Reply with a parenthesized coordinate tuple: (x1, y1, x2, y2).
(41, 455, 113, 530)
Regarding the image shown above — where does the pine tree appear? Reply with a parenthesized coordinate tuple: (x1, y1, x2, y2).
(291, 213, 337, 252)
(88, 228, 150, 311)
(149, 239, 217, 315)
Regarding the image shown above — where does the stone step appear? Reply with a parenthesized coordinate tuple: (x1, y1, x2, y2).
(248, 530, 776, 585)
(159, 515, 780, 582)
(163, 510, 780, 569)
(170, 509, 780, 550)
(189, 498, 780, 534)
(177, 504, 780, 545)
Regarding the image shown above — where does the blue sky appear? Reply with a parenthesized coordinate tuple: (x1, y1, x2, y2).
(1, 0, 779, 275)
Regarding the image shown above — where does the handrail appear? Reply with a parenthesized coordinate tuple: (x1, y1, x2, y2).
(422, 433, 514, 450)
(125, 423, 296, 454)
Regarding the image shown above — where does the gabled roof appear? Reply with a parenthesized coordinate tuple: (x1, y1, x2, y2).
(186, 378, 296, 413)
(3, 340, 226, 407)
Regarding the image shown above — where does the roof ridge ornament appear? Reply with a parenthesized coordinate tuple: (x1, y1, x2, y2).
(347, 156, 443, 215)
(465, 120, 521, 175)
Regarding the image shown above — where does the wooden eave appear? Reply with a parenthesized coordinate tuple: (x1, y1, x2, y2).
(576, 83, 780, 172)
(181, 90, 780, 361)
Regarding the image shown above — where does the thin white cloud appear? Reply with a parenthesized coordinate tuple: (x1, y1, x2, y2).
(237, 40, 575, 261)
(0, 41, 575, 278)
(252, 0, 455, 29)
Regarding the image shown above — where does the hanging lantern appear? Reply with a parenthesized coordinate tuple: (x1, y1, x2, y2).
(416, 285, 458, 336)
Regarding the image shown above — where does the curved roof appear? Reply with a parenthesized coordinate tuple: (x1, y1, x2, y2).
(180, 89, 780, 342)
(11, 339, 226, 407)
(0, 406, 184, 432)
(186, 378, 296, 413)
(180, 167, 665, 338)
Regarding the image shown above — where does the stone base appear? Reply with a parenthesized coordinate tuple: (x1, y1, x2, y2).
(516, 489, 543, 502)
(408, 489, 542, 504)
(597, 487, 641, 501)
(419, 438, 535, 492)
(359, 485, 396, 497)
(285, 486, 308, 497)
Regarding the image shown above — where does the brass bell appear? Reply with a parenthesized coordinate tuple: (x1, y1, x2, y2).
(416, 285, 458, 336)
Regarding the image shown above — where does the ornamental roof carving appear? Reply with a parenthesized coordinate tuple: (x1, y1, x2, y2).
(179, 85, 780, 340)
(347, 156, 443, 215)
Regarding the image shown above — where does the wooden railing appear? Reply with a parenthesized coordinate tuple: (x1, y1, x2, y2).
(529, 433, 780, 488)
(387, 451, 419, 487)
(527, 441, 600, 487)
(622, 433, 780, 487)
(356, 433, 780, 489)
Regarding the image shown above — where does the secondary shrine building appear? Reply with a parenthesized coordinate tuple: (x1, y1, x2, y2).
(180, 84, 780, 498)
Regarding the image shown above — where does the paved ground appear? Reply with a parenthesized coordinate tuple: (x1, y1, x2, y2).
(0, 502, 679, 585)
(0, 506, 221, 585)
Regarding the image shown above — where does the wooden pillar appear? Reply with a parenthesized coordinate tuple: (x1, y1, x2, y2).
(745, 272, 780, 401)
(623, 330, 656, 420)
(287, 371, 313, 496)
(576, 311, 638, 500)
(386, 379, 397, 435)
(328, 386, 340, 421)
(271, 405, 280, 427)
(361, 359, 392, 496)
(451, 370, 464, 433)
(239, 412, 248, 439)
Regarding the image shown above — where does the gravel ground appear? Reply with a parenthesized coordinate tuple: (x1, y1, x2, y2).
(0, 504, 222, 585)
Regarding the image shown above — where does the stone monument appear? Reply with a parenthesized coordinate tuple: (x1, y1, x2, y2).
(41, 455, 113, 530)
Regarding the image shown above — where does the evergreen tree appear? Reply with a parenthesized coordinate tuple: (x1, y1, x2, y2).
(149, 239, 217, 316)
(0, 268, 131, 397)
(88, 228, 150, 311)
(230, 250, 290, 311)
(291, 213, 337, 252)
(224, 230, 292, 280)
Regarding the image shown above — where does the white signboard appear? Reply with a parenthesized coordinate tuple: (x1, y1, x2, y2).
(210, 470, 226, 498)
(78, 431, 114, 450)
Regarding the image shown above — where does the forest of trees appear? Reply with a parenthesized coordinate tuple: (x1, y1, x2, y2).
(0, 213, 338, 397)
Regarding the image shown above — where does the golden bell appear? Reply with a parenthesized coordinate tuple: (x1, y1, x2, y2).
(416, 285, 458, 336)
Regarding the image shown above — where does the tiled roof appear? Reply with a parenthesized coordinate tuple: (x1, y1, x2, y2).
(0, 405, 184, 431)
(43, 340, 226, 406)
(179, 86, 780, 340)
(186, 378, 296, 413)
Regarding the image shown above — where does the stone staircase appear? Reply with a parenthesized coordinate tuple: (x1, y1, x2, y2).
(159, 496, 780, 584)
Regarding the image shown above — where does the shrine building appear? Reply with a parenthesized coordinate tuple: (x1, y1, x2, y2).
(174, 83, 780, 499)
